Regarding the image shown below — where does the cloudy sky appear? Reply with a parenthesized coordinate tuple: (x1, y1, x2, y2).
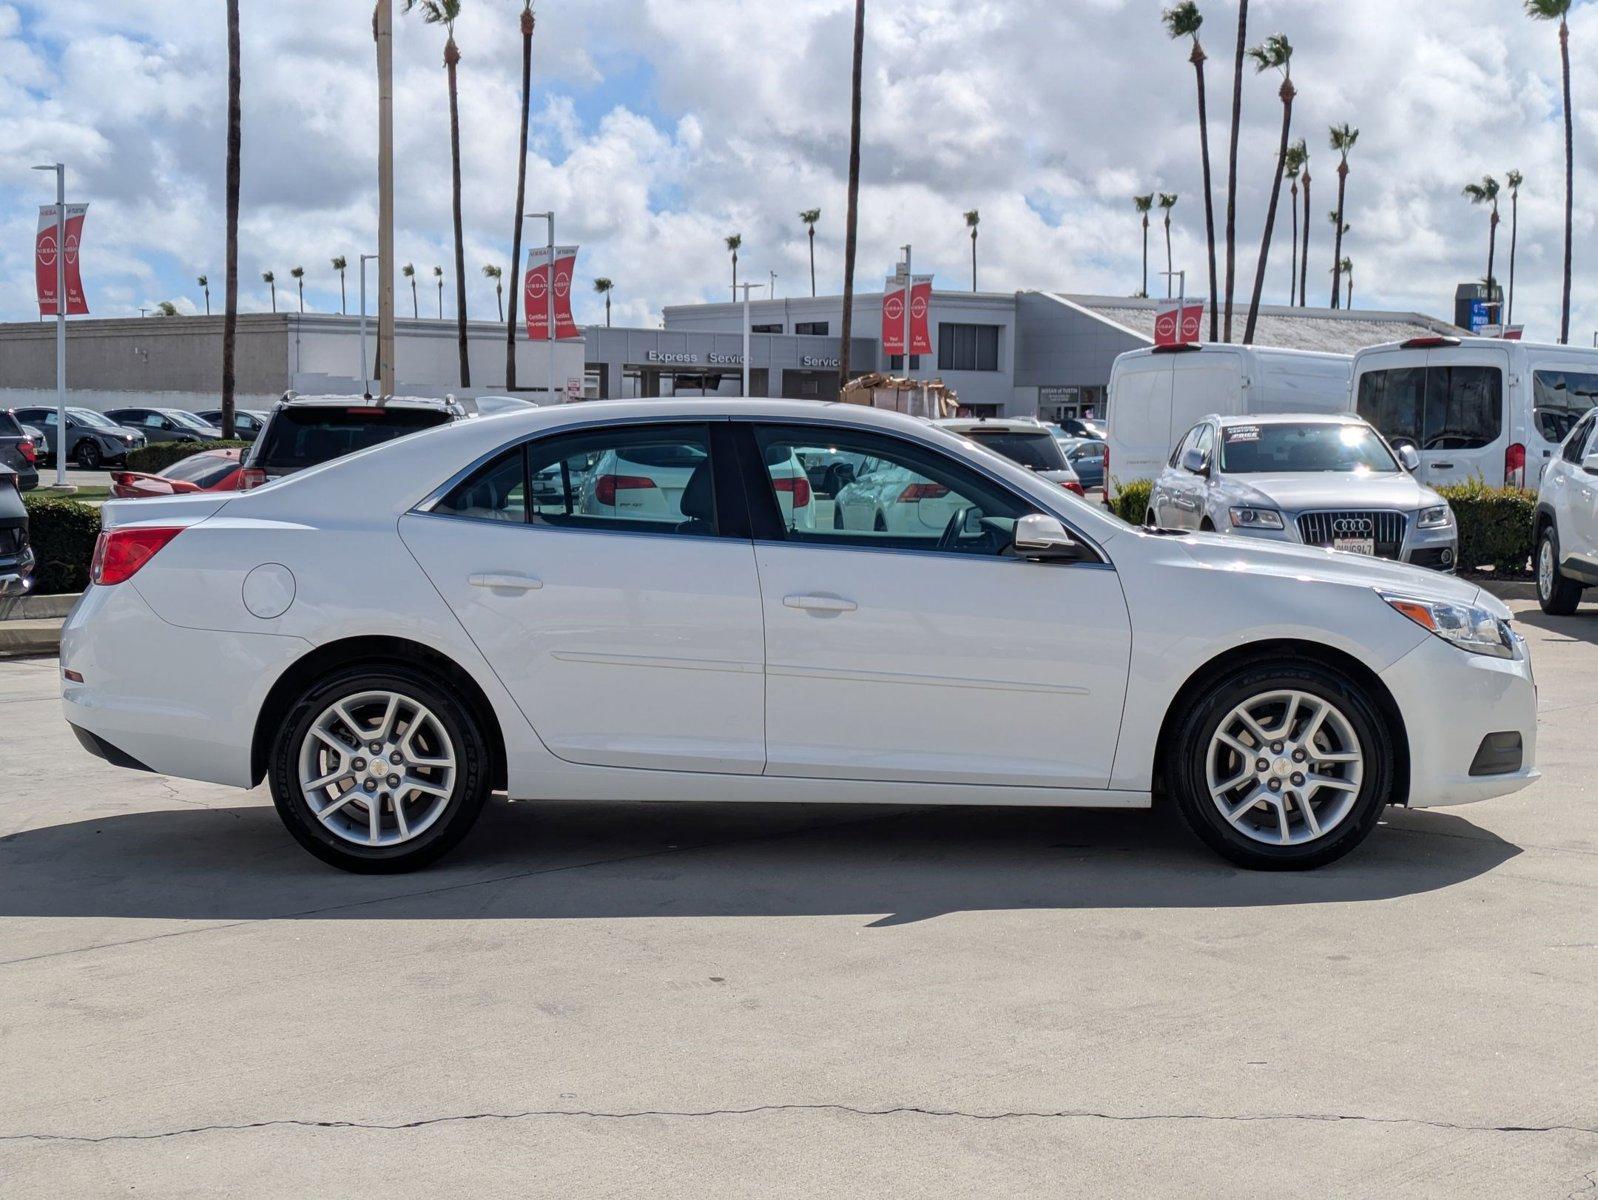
(0, 0, 1594, 339)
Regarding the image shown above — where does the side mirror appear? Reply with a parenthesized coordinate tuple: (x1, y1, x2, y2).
(1013, 513, 1091, 562)
(1582, 452, 1598, 476)
(1398, 444, 1421, 472)
(1181, 446, 1208, 475)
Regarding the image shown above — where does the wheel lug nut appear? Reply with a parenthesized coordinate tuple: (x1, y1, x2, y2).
(388, 775, 401, 788)
(1256, 758, 1270, 772)
(1271, 741, 1284, 753)
(1268, 779, 1282, 792)
(390, 752, 402, 765)
(363, 780, 377, 793)
(353, 758, 366, 771)
(1292, 748, 1306, 762)
(1291, 772, 1305, 786)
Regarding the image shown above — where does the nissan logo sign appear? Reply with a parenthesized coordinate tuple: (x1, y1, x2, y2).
(1332, 518, 1373, 537)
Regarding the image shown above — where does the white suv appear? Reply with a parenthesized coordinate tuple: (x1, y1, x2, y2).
(1533, 409, 1598, 614)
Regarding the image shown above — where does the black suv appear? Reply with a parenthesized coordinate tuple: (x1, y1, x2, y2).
(0, 465, 34, 598)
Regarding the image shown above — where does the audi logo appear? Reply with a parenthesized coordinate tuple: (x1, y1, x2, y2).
(1332, 518, 1373, 536)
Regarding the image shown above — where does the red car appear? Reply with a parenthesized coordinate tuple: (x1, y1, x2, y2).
(111, 448, 246, 499)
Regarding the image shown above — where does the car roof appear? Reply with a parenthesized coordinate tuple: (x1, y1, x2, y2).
(1209, 412, 1366, 427)
(271, 392, 461, 413)
(935, 417, 1050, 433)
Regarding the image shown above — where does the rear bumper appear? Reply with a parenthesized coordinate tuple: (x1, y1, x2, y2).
(1380, 629, 1540, 808)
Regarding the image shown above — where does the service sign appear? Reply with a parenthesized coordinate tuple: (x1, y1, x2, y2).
(36, 203, 89, 316)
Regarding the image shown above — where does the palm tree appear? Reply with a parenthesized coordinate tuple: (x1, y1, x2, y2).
(402, 263, 418, 317)
(1164, 2, 1218, 340)
(197, 274, 210, 316)
(799, 209, 821, 297)
(1222, 0, 1249, 340)
(221, 0, 241, 439)
(1134, 194, 1154, 297)
(1157, 194, 1178, 297)
(331, 255, 348, 314)
(404, 0, 470, 385)
(1283, 140, 1307, 305)
(964, 208, 981, 292)
(725, 233, 742, 301)
(1506, 169, 1524, 325)
(838, 0, 865, 392)
(506, 0, 537, 389)
(1526, 0, 1573, 341)
(262, 270, 277, 313)
(1341, 257, 1353, 308)
(156, 300, 180, 317)
(594, 277, 614, 327)
(1298, 143, 1311, 306)
(1328, 122, 1358, 308)
(289, 265, 305, 313)
(1242, 33, 1294, 345)
(1462, 176, 1502, 311)
(482, 263, 504, 321)
(432, 265, 444, 318)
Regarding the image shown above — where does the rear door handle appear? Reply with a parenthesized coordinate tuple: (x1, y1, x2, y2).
(469, 572, 543, 592)
(783, 593, 857, 613)
(1431, 462, 1455, 470)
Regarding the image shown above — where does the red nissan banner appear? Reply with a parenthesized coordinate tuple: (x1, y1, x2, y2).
(1502, 325, 1524, 341)
(881, 276, 933, 357)
(1177, 301, 1205, 343)
(1155, 299, 1205, 347)
(881, 282, 906, 354)
(36, 203, 89, 316)
(524, 244, 580, 340)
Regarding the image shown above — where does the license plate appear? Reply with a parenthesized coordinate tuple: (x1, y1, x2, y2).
(1333, 536, 1375, 556)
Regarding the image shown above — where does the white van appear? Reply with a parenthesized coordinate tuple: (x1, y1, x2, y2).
(1352, 335, 1598, 489)
(1106, 344, 1353, 496)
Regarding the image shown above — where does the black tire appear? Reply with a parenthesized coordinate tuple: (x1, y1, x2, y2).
(268, 665, 491, 873)
(74, 439, 102, 470)
(873, 511, 888, 532)
(1143, 509, 1157, 528)
(1164, 661, 1394, 870)
(1536, 524, 1582, 616)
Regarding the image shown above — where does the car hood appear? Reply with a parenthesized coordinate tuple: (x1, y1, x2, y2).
(1172, 529, 1502, 614)
(1223, 472, 1438, 511)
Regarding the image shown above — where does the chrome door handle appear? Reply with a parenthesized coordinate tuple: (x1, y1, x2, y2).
(469, 572, 543, 591)
(783, 594, 857, 613)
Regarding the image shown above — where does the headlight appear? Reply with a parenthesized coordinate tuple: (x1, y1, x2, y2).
(1417, 504, 1452, 529)
(1380, 590, 1516, 658)
(1229, 506, 1284, 530)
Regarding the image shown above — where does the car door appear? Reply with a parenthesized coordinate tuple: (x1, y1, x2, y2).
(1560, 414, 1598, 569)
(1153, 424, 1201, 529)
(1418, 348, 1510, 487)
(742, 422, 1132, 789)
(399, 420, 768, 775)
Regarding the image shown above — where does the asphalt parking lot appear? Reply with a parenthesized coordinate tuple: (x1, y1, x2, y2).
(0, 598, 1593, 1197)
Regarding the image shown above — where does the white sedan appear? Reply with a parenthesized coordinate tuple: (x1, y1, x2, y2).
(62, 399, 1539, 873)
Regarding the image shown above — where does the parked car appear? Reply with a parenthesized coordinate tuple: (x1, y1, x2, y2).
(1107, 343, 1354, 501)
(13, 407, 146, 469)
(936, 417, 1084, 495)
(1354, 334, 1598, 490)
(0, 411, 41, 491)
(195, 408, 271, 441)
(1532, 407, 1598, 614)
(242, 394, 464, 484)
(1052, 417, 1106, 440)
(111, 448, 246, 499)
(0, 464, 33, 596)
(63, 399, 1538, 875)
(1056, 437, 1107, 491)
(1148, 413, 1458, 571)
(104, 407, 224, 445)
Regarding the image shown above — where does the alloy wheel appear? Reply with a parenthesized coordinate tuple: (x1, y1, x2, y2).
(296, 689, 458, 848)
(1538, 536, 1555, 601)
(1204, 688, 1364, 846)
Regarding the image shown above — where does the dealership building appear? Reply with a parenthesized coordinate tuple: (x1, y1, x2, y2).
(0, 290, 1461, 421)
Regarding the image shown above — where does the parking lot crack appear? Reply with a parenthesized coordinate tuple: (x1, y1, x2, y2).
(5, 1104, 1596, 1145)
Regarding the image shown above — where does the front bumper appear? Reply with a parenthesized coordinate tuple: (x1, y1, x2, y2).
(1379, 627, 1539, 807)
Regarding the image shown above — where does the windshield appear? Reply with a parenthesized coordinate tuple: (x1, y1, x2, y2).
(71, 409, 122, 430)
(1219, 423, 1399, 474)
(166, 410, 218, 433)
(253, 405, 451, 472)
(962, 429, 1069, 471)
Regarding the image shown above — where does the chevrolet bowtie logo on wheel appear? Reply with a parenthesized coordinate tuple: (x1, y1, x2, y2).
(1333, 517, 1374, 537)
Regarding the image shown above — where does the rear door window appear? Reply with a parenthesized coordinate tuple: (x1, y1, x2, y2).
(1358, 365, 1502, 449)
(253, 405, 452, 471)
(0, 413, 22, 438)
(1356, 368, 1426, 445)
(1533, 369, 1598, 443)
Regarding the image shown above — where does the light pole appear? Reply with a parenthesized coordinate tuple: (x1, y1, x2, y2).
(359, 252, 378, 396)
(30, 162, 67, 488)
(1159, 269, 1187, 312)
(769, 270, 778, 301)
(524, 211, 556, 402)
(374, 0, 396, 396)
(736, 282, 767, 396)
(897, 244, 913, 376)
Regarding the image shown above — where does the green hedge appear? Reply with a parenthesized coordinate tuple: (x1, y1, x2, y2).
(22, 494, 101, 594)
(124, 439, 250, 475)
(1435, 479, 1537, 576)
(1106, 479, 1153, 526)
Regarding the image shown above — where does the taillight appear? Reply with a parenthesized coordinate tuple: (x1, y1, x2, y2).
(90, 526, 184, 586)
(595, 473, 657, 506)
(1063, 481, 1086, 496)
(1505, 442, 1526, 488)
(772, 475, 812, 507)
(897, 482, 950, 502)
(18, 439, 36, 465)
(237, 467, 267, 490)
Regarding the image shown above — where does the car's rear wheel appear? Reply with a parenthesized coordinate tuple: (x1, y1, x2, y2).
(74, 439, 102, 470)
(268, 666, 490, 873)
(1165, 662, 1393, 870)
(1536, 525, 1582, 615)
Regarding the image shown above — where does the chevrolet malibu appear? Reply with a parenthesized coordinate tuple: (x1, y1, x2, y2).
(61, 399, 1539, 873)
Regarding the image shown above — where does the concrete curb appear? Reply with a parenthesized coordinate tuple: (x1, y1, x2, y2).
(0, 618, 63, 659)
(0, 592, 81, 621)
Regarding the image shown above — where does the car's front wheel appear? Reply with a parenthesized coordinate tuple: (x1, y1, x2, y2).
(1536, 525, 1583, 615)
(268, 666, 491, 873)
(1165, 662, 1393, 869)
(74, 439, 102, 470)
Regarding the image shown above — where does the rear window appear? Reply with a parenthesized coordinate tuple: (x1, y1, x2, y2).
(253, 406, 451, 471)
(0, 413, 22, 438)
(161, 454, 238, 487)
(961, 429, 1068, 471)
(1532, 370, 1598, 443)
(1357, 365, 1503, 450)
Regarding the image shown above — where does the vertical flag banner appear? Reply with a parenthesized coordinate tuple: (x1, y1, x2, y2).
(524, 244, 580, 340)
(1177, 301, 1205, 343)
(36, 203, 89, 316)
(881, 280, 906, 355)
(1155, 298, 1205, 347)
(909, 276, 933, 356)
